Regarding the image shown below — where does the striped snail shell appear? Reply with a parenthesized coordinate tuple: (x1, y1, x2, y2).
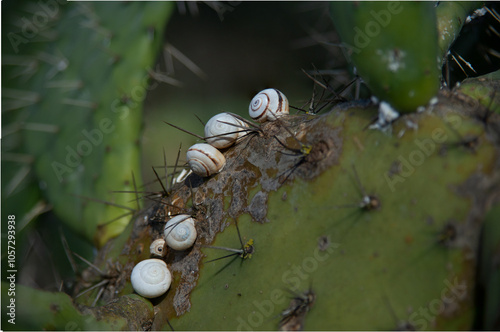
(150, 238, 167, 257)
(131, 259, 171, 298)
(249, 88, 289, 123)
(187, 143, 226, 177)
(204, 112, 249, 149)
(164, 214, 197, 251)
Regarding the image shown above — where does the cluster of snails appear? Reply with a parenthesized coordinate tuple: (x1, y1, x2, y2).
(131, 88, 289, 299)
(130, 215, 197, 298)
(186, 88, 289, 177)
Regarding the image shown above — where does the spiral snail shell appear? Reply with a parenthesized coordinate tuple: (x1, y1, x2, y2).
(249, 88, 289, 123)
(187, 143, 226, 177)
(150, 238, 167, 257)
(130, 259, 171, 298)
(204, 112, 249, 149)
(164, 214, 197, 251)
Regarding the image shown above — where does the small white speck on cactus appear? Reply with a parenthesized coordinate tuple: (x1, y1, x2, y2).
(369, 101, 400, 131)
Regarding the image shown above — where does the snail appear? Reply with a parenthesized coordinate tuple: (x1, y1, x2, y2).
(130, 258, 171, 298)
(249, 88, 289, 122)
(186, 143, 226, 177)
(204, 112, 249, 149)
(164, 214, 197, 250)
(150, 239, 167, 257)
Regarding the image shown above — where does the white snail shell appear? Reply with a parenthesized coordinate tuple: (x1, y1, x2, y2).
(131, 259, 171, 298)
(249, 88, 289, 123)
(150, 239, 167, 257)
(164, 214, 197, 250)
(187, 143, 226, 177)
(204, 113, 249, 149)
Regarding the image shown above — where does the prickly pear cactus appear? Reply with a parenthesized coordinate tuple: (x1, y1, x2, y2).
(70, 76, 499, 330)
(2, 2, 173, 245)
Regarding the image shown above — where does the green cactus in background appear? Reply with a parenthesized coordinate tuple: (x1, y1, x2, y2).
(2, 2, 174, 246)
(330, 1, 485, 112)
(2, 1, 499, 331)
(2, 1, 172, 327)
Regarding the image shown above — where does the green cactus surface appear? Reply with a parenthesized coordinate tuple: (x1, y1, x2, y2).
(170, 97, 495, 330)
(478, 205, 500, 330)
(457, 71, 500, 115)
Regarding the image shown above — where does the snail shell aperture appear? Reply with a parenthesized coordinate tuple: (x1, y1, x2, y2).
(150, 238, 167, 257)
